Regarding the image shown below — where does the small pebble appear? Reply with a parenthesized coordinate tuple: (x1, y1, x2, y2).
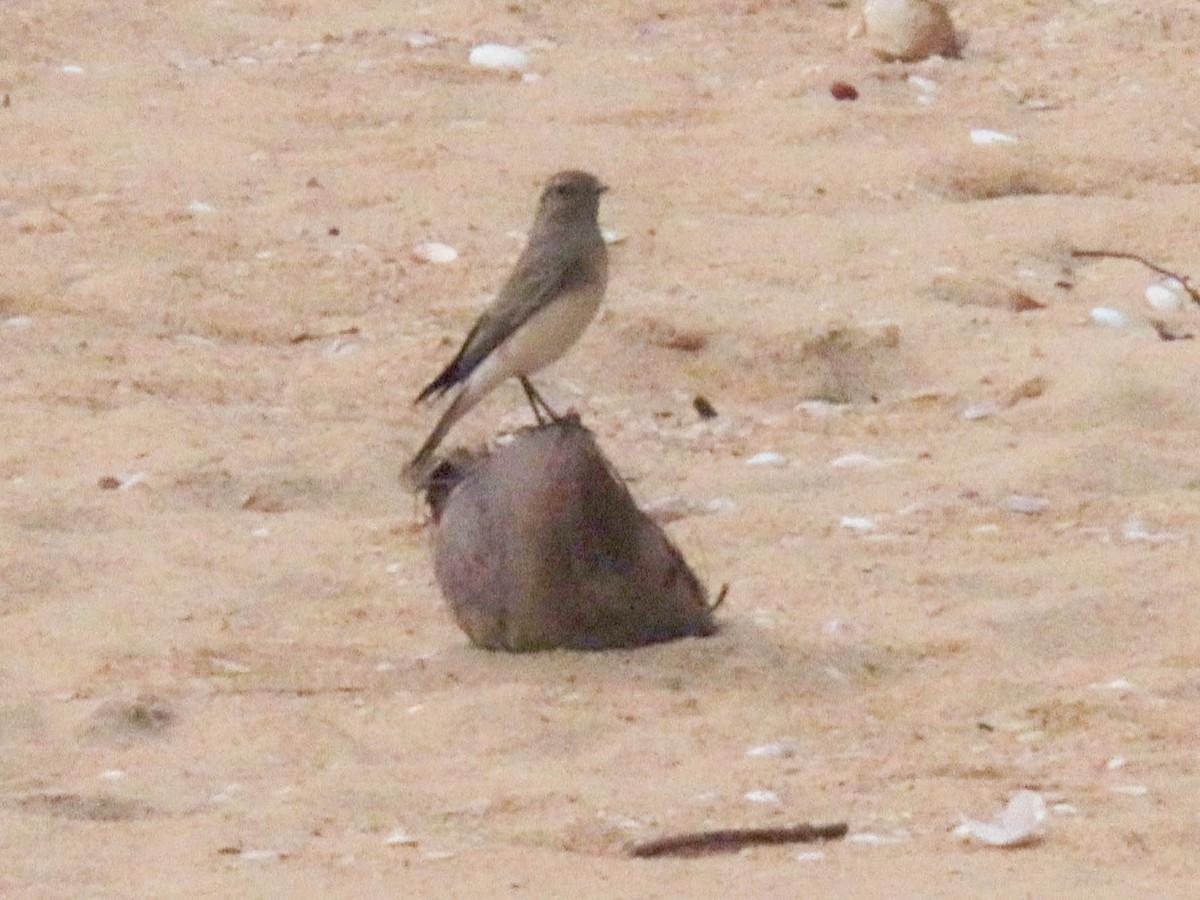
(830, 80, 859, 101)
(468, 43, 528, 70)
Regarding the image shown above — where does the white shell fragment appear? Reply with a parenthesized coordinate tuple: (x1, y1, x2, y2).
(970, 129, 1019, 146)
(1001, 494, 1050, 515)
(1090, 307, 1129, 327)
(829, 452, 883, 469)
(848, 0, 958, 62)
(746, 451, 786, 466)
(384, 828, 418, 847)
(412, 241, 458, 264)
(1145, 281, 1186, 312)
(840, 515, 878, 532)
(961, 401, 999, 421)
(744, 789, 782, 804)
(955, 790, 1047, 848)
(746, 741, 799, 759)
(468, 43, 528, 70)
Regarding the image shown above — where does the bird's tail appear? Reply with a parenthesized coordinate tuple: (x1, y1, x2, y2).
(401, 388, 473, 492)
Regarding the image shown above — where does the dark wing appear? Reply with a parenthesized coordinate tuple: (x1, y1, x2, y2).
(414, 236, 593, 403)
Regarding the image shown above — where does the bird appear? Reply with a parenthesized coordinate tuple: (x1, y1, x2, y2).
(403, 170, 609, 489)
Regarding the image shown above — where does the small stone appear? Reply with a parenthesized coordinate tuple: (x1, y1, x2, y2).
(830, 80, 859, 101)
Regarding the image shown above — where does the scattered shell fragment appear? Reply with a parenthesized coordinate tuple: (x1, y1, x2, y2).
(955, 790, 1046, 848)
(61, 64, 84, 74)
(746, 741, 799, 759)
(600, 227, 626, 245)
(412, 241, 458, 264)
(829, 453, 883, 469)
(1110, 785, 1149, 796)
(1145, 281, 1186, 312)
(1090, 307, 1129, 327)
(840, 515, 878, 532)
(188, 200, 215, 215)
(847, 831, 906, 846)
(970, 129, 1019, 146)
(961, 401, 999, 421)
(744, 790, 782, 804)
(1001, 494, 1050, 515)
(746, 451, 786, 466)
(384, 829, 418, 847)
(848, 0, 959, 62)
(468, 43, 528, 70)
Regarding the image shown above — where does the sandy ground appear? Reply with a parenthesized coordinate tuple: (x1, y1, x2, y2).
(3, 1, 1200, 896)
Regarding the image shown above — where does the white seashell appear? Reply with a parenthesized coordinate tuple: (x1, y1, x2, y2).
(744, 789, 781, 804)
(746, 451, 786, 466)
(384, 829, 418, 847)
(412, 241, 458, 264)
(907, 75, 938, 94)
(955, 790, 1047, 847)
(795, 850, 826, 861)
(238, 849, 282, 862)
(849, 0, 958, 62)
(1090, 307, 1129, 327)
(961, 401, 999, 421)
(188, 200, 215, 214)
(746, 741, 798, 759)
(468, 43, 528, 70)
(847, 831, 905, 845)
(1105, 756, 1127, 770)
(840, 515, 877, 531)
(970, 129, 1019, 145)
(1144, 281, 1185, 312)
(600, 227, 625, 245)
(1110, 785, 1148, 796)
(1001, 494, 1049, 515)
(829, 452, 883, 469)
(61, 64, 84, 74)
(6, 316, 33, 328)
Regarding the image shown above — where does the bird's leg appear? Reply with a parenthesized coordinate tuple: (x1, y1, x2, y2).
(519, 376, 561, 423)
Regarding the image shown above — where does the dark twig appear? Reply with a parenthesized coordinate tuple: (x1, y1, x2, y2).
(1070, 249, 1200, 307)
(628, 822, 848, 858)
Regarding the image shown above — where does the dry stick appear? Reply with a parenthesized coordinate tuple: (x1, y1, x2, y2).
(628, 821, 849, 859)
(1070, 249, 1200, 306)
